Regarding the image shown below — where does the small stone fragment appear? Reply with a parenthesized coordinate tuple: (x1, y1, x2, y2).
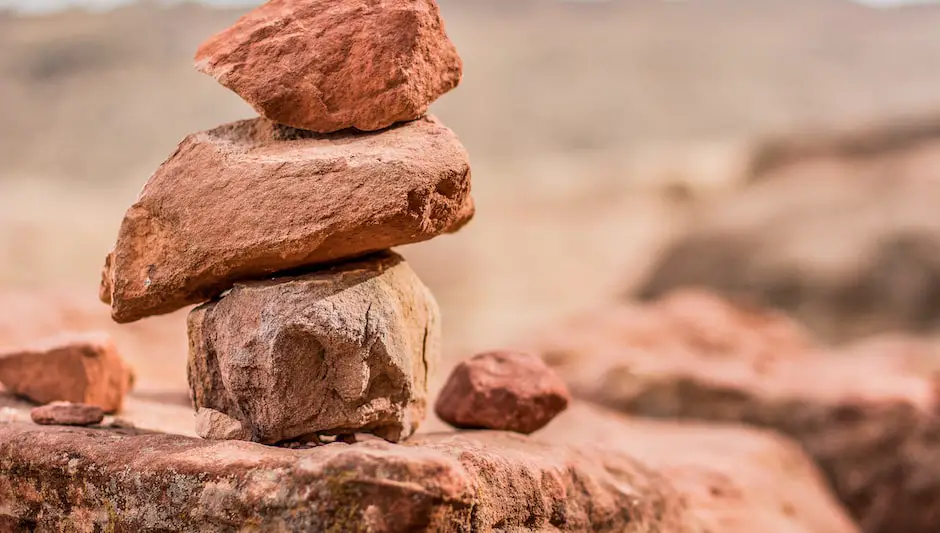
(30, 402, 104, 426)
(187, 252, 439, 444)
(101, 116, 472, 323)
(435, 351, 570, 434)
(194, 0, 462, 132)
(194, 407, 252, 441)
(0, 332, 134, 413)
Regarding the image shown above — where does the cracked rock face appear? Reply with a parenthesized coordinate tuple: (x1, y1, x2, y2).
(100, 115, 472, 323)
(187, 252, 439, 444)
(194, 0, 462, 133)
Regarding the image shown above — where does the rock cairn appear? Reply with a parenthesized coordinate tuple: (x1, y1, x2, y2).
(100, 0, 470, 444)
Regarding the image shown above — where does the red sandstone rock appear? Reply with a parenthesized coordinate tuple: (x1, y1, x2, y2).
(30, 401, 104, 426)
(188, 252, 439, 444)
(435, 351, 569, 434)
(524, 290, 940, 533)
(0, 424, 693, 532)
(0, 401, 860, 533)
(0, 333, 133, 413)
(100, 116, 472, 323)
(194, 0, 462, 133)
(539, 403, 860, 533)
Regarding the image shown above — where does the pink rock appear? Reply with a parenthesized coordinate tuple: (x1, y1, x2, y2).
(195, 0, 462, 133)
(0, 333, 134, 413)
(435, 351, 570, 434)
(30, 401, 104, 426)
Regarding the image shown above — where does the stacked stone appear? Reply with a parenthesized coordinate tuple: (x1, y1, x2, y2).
(99, 0, 470, 444)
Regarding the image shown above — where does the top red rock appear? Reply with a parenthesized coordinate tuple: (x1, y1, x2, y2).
(195, 0, 463, 133)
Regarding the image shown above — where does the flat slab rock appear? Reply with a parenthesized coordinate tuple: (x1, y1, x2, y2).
(188, 252, 439, 444)
(101, 115, 472, 323)
(0, 402, 858, 533)
(523, 289, 938, 533)
(195, 0, 462, 132)
(0, 332, 134, 413)
(30, 402, 104, 426)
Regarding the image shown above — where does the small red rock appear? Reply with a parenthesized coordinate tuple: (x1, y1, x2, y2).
(435, 351, 569, 434)
(31, 402, 104, 426)
(0, 332, 134, 413)
(195, 0, 462, 133)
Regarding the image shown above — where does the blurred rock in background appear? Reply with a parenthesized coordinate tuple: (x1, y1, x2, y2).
(636, 116, 940, 342)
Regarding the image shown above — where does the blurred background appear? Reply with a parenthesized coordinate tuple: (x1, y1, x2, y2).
(3, 0, 940, 395)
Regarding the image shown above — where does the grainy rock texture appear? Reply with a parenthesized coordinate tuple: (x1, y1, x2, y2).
(0, 424, 695, 532)
(525, 290, 939, 533)
(435, 351, 569, 434)
(187, 252, 439, 444)
(539, 403, 860, 533)
(0, 332, 133, 413)
(194, 0, 462, 132)
(100, 116, 472, 323)
(0, 401, 861, 533)
(30, 401, 104, 426)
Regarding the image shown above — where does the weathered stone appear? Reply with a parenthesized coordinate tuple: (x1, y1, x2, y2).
(0, 400, 860, 533)
(539, 403, 860, 533)
(435, 350, 569, 434)
(194, 407, 251, 441)
(194, 0, 462, 133)
(0, 332, 134, 413)
(187, 252, 439, 444)
(100, 116, 472, 323)
(524, 290, 939, 533)
(30, 401, 104, 426)
(2, 388, 196, 437)
(0, 423, 693, 532)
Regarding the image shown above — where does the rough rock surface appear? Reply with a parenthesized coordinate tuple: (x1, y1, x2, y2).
(195, 0, 462, 132)
(435, 350, 569, 434)
(0, 332, 134, 413)
(539, 403, 860, 533)
(188, 252, 439, 444)
(525, 290, 939, 533)
(30, 401, 104, 426)
(0, 423, 696, 532)
(100, 116, 472, 323)
(635, 172, 940, 343)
